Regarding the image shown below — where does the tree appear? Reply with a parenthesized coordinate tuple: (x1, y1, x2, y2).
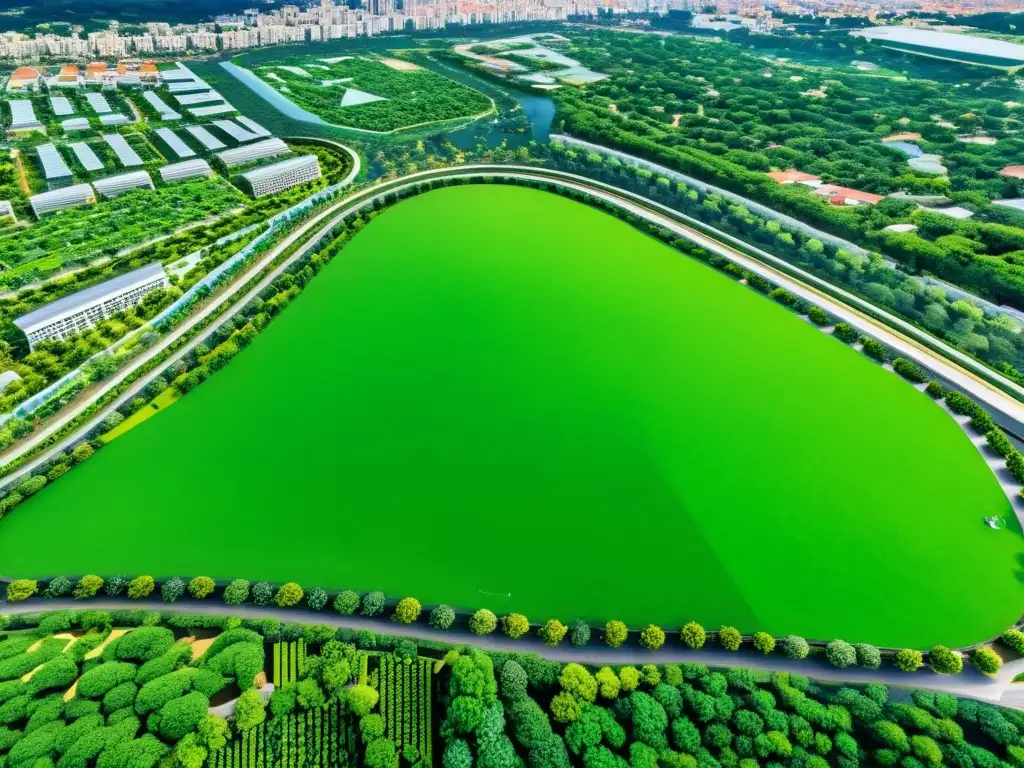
(71, 443, 94, 464)
(679, 622, 706, 649)
(595, 667, 621, 700)
(360, 714, 385, 741)
(197, 715, 230, 752)
(752, 632, 775, 654)
(365, 738, 398, 768)
(274, 583, 304, 608)
(128, 576, 155, 600)
(188, 577, 216, 600)
(500, 660, 528, 700)
(559, 664, 597, 702)
(550, 692, 582, 724)
(175, 734, 207, 768)
(44, 576, 71, 598)
(430, 604, 456, 630)
(640, 625, 665, 651)
(334, 590, 360, 615)
(305, 587, 328, 611)
(973, 647, 1002, 675)
(929, 646, 963, 675)
(894, 649, 923, 672)
(502, 613, 530, 639)
(393, 597, 422, 624)
(233, 689, 266, 732)
(323, 660, 351, 694)
(604, 620, 628, 648)
(826, 640, 856, 668)
(571, 620, 591, 647)
(161, 578, 185, 603)
(361, 591, 386, 616)
(856, 644, 881, 669)
(347, 685, 378, 716)
(296, 678, 325, 710)
(105, 576, 128, 597)
(73, 575, 104, 599)
(619, 666, 640, 692)
(470, 609, 498, 635)
(217, 580, 249, 606)
(6, 579, 37, 602)
(719, 627, 742, 651)
(539, 619, 568, 647)
(443, 739, 473, 768)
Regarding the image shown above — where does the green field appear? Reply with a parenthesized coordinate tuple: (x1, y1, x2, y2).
(1, 185, 1019, 648)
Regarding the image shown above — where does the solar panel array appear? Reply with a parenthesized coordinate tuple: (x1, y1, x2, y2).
(37, 144, 73, 181)
(212, 119, 258, 143)
(168, 79, 210, 93)
(188, 103, 236, 117)
(185, 125, 226, 150)
(174, 91, 223, 106)
(142, 91, 181, 121)
(85, 92, 112, 114)
(103, 134, 143, 167)
(69, 142, 103, 172)
(49, 96, 74, 116)
(9, 100, 40, 129)
(155, 128, 196, 159)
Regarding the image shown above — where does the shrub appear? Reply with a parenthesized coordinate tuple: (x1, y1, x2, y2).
(986, 429, 1014, 458)
(929, 646, 963, 675)
(469, 610, 497, 636)
(71, 444, 94, 464)
(856, 644, 882, 670)
(274, 583, 304, 608)
(156, 691, 209, 740)
(832, 322, 859, 343)
(894, 648, 923, 672)
(27, 656, 78, 696)
(1007, 450, 1024, 483)
(681, 622, 706, 649)
(360, 714, 385, 741)
(76, 662, 137, 698)
(250, 582, 272, 606)
(361, 591, 386, 617)
(347, 685, 378, 717)
(389, 597, 419, 625)
(430, 605, 455, 630)
(1002, 628, 1024, 654)
(334, 591, 360, 615)
(73, 576, 104, 600)
(6, 580, 37, 602)
(861, 337, 887, 361)
(619, 666, 639, 692)
(105, 576, 128, 597)
(500, 661, 528, 700)
(233, 689, 266, 732)
(604, 620, 628, 648)
(43, 576, 71, 599)
(127, 576, 155, 600)
(945, 391, 979, 416)
(187, 578, 216, 600)
(639, 625, 666, 651)
(826, 640, 856, 668)
(365, 738, 397, 768)
(571, 620, 591, 647)
(539, 619, 568, 647)
(973, 647, 1002, 675)
(502, 613, 530, 639)
(892, 358, 928, 383)
(807, 306, 830, 325)
(752, 633, 775, 655)
(770, 287, 797, 307)
(719, 627, 742, 652)
(161, 578, 185, 603)
(222, 580, 249, 605)
(305, 587, 328, 611)
(102, 682, 137, 714)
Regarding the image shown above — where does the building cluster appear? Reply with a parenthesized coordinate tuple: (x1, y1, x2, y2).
(0, 0, 568, 62)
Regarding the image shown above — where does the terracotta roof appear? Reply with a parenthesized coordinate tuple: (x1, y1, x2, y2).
(883, 132, 922, 142)
(1000, 165, 1024, 179)
(59, 65, 78, 75)
(10, 67, 40, 80)
(767, 168, 820, 184)
(813, 184, 884, 205)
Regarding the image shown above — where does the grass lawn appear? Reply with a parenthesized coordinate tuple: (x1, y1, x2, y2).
(2, 185, 1019, 648)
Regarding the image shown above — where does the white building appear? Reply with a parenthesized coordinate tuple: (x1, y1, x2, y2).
(15, 262, 169, 348)
(29, 183, 96, 217)
(243, 154, 321, 198)
(92, 170, 154, 198)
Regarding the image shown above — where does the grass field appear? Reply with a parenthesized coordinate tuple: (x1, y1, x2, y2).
(0, 185, 1019, 648)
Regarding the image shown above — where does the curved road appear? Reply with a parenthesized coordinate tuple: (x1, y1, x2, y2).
(5, 599, 1022, 707)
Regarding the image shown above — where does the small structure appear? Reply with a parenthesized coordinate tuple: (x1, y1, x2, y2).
(99, 114, 129, 127)
(49, 96, 74, 116)
(85, 62, 108, 82)
(882, 132, 922, 143)
(236, 116, 271, 138)
(85, 92, 112, 114)
(14, 262, 169, 348)
(926, 205, 974, 220)
(813, 184, 884, 206)
(0, 201, 15, 221)
(994, 198, 1024, 212)
(242, 155, 320, 198)
(767, 168, 821, 187)
(174, 91, 224, 106)
(61, 118, 91, 132)
(188, 103, 236, 117)
(7, 67, 42, 91)
(217, 138, 289, 168)
(155, 128, 195, 159)
(37, 144, 73, 186)
(103, 134, 143, 167)
(0, 370, 21, 392)
(141, 91, 180, 121)
(69, 142, 103, 172)
(185, 125, 225, 151)
(9, 100, 43, 131)
(92, 170, 154, 199)
(999, 165, 1024, 179)
(29, 184, 95, 218)
(212, 119, 259, 143)
(884, 223, 918, 233)
(160, 159, 213, 183)
(56, 65, 79, 84)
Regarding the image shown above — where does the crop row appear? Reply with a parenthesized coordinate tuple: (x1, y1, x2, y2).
(378, 654, 432, 765)
(273, 640, 306, 688)
(280, 698, 354, 768)
(209, 723, 266, 768)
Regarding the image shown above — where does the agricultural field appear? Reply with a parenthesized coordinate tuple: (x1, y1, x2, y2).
(243, 54, 493, 132)
(273, 641, 306, 688)
(377, 656, 432, 765)
(1, 185, 1018, 648)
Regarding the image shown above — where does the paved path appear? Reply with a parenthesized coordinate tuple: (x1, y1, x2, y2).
(6, 599, 1023, 707)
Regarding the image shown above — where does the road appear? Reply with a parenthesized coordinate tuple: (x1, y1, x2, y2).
(3, 164, 1024, 492)
(6, 599, 1023, 707)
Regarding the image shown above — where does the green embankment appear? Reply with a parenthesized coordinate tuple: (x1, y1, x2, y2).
(1, 185, 1018, 648)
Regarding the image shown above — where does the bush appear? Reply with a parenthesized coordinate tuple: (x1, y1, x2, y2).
(719, 627, 742, 652)
(855, 644, 882, 670)
(861, 337, 888, 361)
(250, 582, 272, 606)
(929, 646, 963, 675)
(274, 583, 304, 608)
(233, 689, 266, 732)
(71, 444, 94, 464)
(155, 691, 209, 740)
(892, 358, 928, 383)
(469, 610, 498, 636)
(894, 648, 923, 672)
(430, 605, 455, 630)
(305, 587, 328, 611)
(539, 619, 568, 647)
(161, 578, 185, 603)
(43, 576, 71, 599)
(334, 591, 360, 615)
(361, 592, 386, 617)
(571, 620, 591, 647)
(187, 577, 216, 600)
(117, 626, 174, 662)
(945, 390, 979, 416)
(639, 625, 665, 651)
(365, 738, 397, 768)
(972, 647, 1002, 675)
(360, 714, 385, 741)
(27, 656, 78, 696)
(102, 682, 137, 714)
(499, 661, 528, 700)
(807, 306, 830, 325)
(832, 322, 859, 343)
(1002, 628, 1024, 654)
(986, 429, 1014, 458)
(391, 597, 421, 625)
(502, 613, 530, 639)
(72, 575, 104, 600)
(681, 622, 706, 649)
(222, 580, 249, 606)
(347, 685, 378, 717)
(826, 640, 856, 668)
(105, 576, 129, 597)
(752, 633, 775, 655)
(76, 662, 137, 698)
(604, 620, 628, 648)
(127, 576, 155, 600)
(6, 580, 37, 602)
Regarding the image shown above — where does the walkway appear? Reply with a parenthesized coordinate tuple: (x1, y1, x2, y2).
(6, 599, 1023, 707)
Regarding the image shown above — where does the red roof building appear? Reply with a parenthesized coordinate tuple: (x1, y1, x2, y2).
(1000, 165, 1024, 179)
(767, 168, 822, 186)
(812, 184, 884, 206)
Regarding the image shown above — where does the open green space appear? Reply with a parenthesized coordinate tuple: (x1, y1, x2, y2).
(1, 185, 1019, 648)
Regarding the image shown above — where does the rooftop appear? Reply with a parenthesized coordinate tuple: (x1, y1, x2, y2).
(767, 168, 820, 185)
(813, 184, 884, 205)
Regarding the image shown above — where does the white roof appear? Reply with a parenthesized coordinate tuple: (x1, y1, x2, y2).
(61, 118, 91, 131)
(243, 154, 319, 182)
(236, 116, 271, 137)
(29, 184, 94, 217)
(168, 79, 210, 93)
(851, 27, 1024, 64)
(141, 91, 181, 120)
(927, 205, 975, 220)
(185, 125, 225, 150)
(160, 68, 196, 82)
(100, 113, 129, 126)
(37, 144, 72, 180)
(212, 119, 258, 143)
(85, 92, 112, 114)
(92, 170, 154, 198)
(0, 371, 21, 391)
(174, 91, 223, 105)
(217, 138, 288, 167)
(69, 142, 103, 172)
(994, 198, 1024, 212)
(155, 128, 195, 159)
(160, 159, 213, 182)
(188, 103, 236, 117)
(50, 96, 74, 116)
(9, 100, 40, 129)
(103, 133, 143, 167)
